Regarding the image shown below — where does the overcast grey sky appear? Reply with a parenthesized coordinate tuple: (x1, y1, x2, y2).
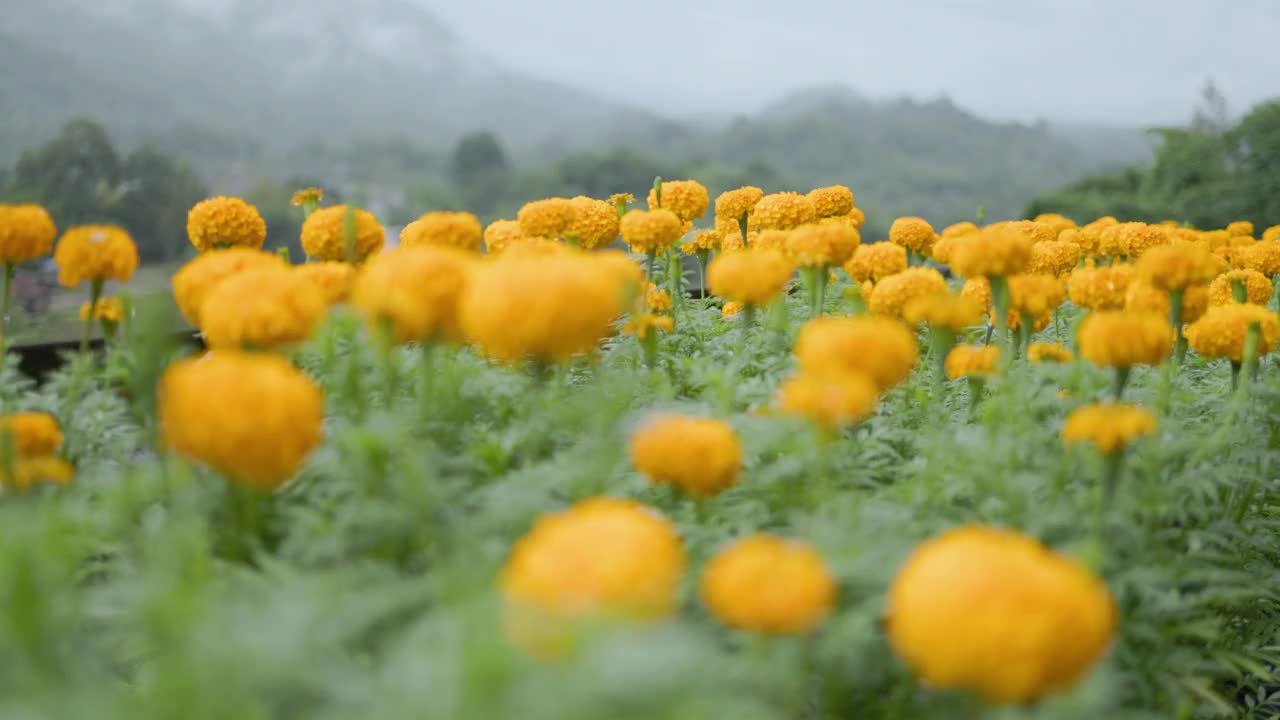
(428, 0, 1278, 125)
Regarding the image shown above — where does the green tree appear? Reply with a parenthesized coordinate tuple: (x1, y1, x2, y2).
(115, 146, 208, 263)
(5, 117, 120, 223)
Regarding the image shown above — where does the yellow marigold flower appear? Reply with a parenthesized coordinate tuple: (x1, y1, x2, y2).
(753, 192, 818, 231)
(460, 251, 629, 364)
(1185, 304, 1280, 362)
(79, 296, 123, 324)
(300, 205, 385, 262)
(752, 229, 792, 252)
(785, 222, 860, 267)
(645, 283, 672, 312)
(714, 186, 763, 223)
(794, 316, 918, 391)
(682, 229, 719, 256)
(199, 266, 327, 350)
(777, 371, 879, 428)
(1008, 273, 1065, 317)
(1078, 311, 1174, 368)
(294, 262, 356, 306)
(1028, 342, 1073, 363)
(0, 412, 62, 457)
(1241, 242, 1280, 277)
(868, 268, 948, 319)
(53, 225, 139, 288)
(0, 456, 74, 491)
(171, 249, 285, 326)
(159, 352, 324, 491)
(400, 211, 483, 252)
(1033, 213, 1077, 234)
(1209, 268, 1273, 306)
(0, 203, 57, 265)
(941, 221, 980, 239)
(620, 209, 684, 255)
(647, 180, 709, 223)
(1200, 229, 1230, 249)
(1134, 243, 1218, 291)
(623, 312, 673, 341)
(1097, 223, 1130, 257)
(1119, 223, 1170, 259)
(1262, 225, 1280, 243)
(1125, 282, 1209, 324)
(847, 206, 866, 229)
(700, 534, 836, 634)
(960, 277, 992, 315)
(721, 300, 744, 318)
(944, 344, 999, 379)
(560, 196, 619, 249)
(1008, 309, 1052, 333)
(888, 217, 936, 255)
(1061, 402, 1157, 454)
(1028, 240, 1082, 276)
(1067, 263, 1134, 311)
(351, 246, 473, 345)
(517, 197, 577, 239)
(1058, 228, 1092, 256)
(1227, 221, 1254, 237)
(629, 415, 741, 498)
(806, 185, 855, 218)
(903, 292, 984, 332)
(707, 249, 794, 307)
(886, 525, 1115, 704)
(482, 220, 525, 255)
(290, 187, 324, 207)
(948, 223, 1032, 279)
(186, 196, 267, 252)
(609, 193, 635, 207)
(844, 242, 906, 283)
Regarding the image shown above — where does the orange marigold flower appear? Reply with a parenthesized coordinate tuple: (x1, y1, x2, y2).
(1027, 342, 1073, 363)
(1184, 304, 1280, 363)
(199, 266, 327, 350)
(623, 312, 674, 340)
(1226, 221, 1254, 237)
(648, 179, 709, 223)
(79, 296, 123, 324)
(888, 217, 935, 255)
(1119, 223, 1170, 259)
(868, 268, 948, 319)
(568, 196, 621, 249)
(844, 242, 907, 283)
(902, 292, 985, 332)
(645, 283, 672, 312)
(722, 300, 744, 318)
(1134, 243, 1218, 291)
(1078, 311, 1174, 368)
(294, 262, 357, 306)
(53, 225, 139, 287)
(682, 228, 722, 255)
(1261, 225, 1280, 243)
(777, 371, 880, 428)
(290, 187, 324, 207)
(715, 186, 764, 221)
(620, 209, 684, 255)
(753, 192, 818, 231)
(794, 316, 918, 391)
(0, 203, 57, 265)
(847, 206, 866, 229)
(960, 277, 992, 317)
(1241, 242, 1280, 277)
(0, 456, 74, 491)
(944, 345, 999, 379)
(1028, 240, 1082, 276)
(1061, 402, 1156, 454)
(1032, 213, 1077, 234)
(1008, 273, 1065, 317)
(351, 246, 474, 345)
(707, 249, 794, 307)
(187, 196, 267, 252)
(300, 205, 385, 262)
(700, 534, 836, 634)
(1067, 263, 1134, 311)
(171, 249, 285, 326)
(1209, 268, 1273, 306)
(1125, 282, 1209, 324)
(806, 185, 855, 218)
(400, 211, 483, 252)
(0, 412, 63, 457)
(629, 415, 741, 498)
(948, 223, 1032, 279)
(517, 198, 577, 239)
(785, 222, 860, 267)
(482, 220, 526, 255)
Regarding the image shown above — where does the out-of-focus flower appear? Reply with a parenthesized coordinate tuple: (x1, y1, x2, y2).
(944, 345, 999, 379)
(53, 225, 139, 287)
(400, 211, 483, 252)
(1184, 304, 1280, 362)
(300, 205, 385, 262)
(1028, 342, 1074, 363)
(1208, 269, 1273, 306)
(0, 204, 57, 265)
(868, 268, 948, 319)
(777, 371, 880, 428)
(199, 266, 327, 350)
(785, 222, 860, 267)
(1062, 402, 1157, 454)
(629, 415, 741, 498)
(707, 249, 794, 307)
(1078, 311, 1174, 368)
(888, 217, 935, 255)
(844, 242, 907, 283)
(794, 316, 918, 391)
(294, 262, 357, 306)
(351, 246, 474, 345)
(701, 534, 836, 634)
(171, 249, 285, 326)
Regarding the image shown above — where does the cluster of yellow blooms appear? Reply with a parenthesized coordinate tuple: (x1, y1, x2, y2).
(0, 412, 73, 490)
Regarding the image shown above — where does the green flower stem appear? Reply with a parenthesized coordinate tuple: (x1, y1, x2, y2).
(1236, 322, 1261, 391)
(696, 249, 709, 300)
(667, 250, 682, 312)
(81, 278, 104, 354)
(1169, 288, 1187, 365)
(378, 320, 398, 408)
(966, 376, 984, 417)
(1053, 308, 1063, 342)
(418, 342, 435, 422)
(1016, 312, 1033, 359)
(226, 483, 269, 565)
(1272, 274, 1280, 309)
(646, 249, 657, 282)
(641, 331, 659, 369)
(1232, 278, 1247, 304)
(344, 321, 366, 423)
(738, 212, 749, 249)
(929, 326, 955, 383)
(1113, 365, 1131, 401)
(814, 266, 828, 317)
(0, 263, 14, 349)
(1089, 449, 1126, 570)
(989, 275, 1011, 346)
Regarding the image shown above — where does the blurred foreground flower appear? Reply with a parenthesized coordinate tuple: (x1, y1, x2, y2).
(199, 266, 327, 351)
(701, 534, 836, 634)
(794, 316, 918, 391)
(400, 211, 482, 252)
(1062, 402, 1156, 455)
(54, 225, 139, 288)
(172, 249, 285, 326)
(629, 415, 741, 498)
(300, 205, 385, 262)
(352, 246, 474, 345)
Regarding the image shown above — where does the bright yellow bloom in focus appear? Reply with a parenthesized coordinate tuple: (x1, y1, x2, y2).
(888, 217, 935, 254)
(0, 203, 57, 265)
(1241, 242, 1280, 277)
(0, 412, 63, 457)
(623, 312, 674, 341)
(1008, 273, 1065, 317)
(0, 456, 74, 491)
(868, 268, 948, 319)
(948, 223, 1032, 279)
(1184, 304, 1280, 363)
(171, 249, 285, 326)
(648, 180, 709, 223)
(294, 262, 357, 306)
(620, 209, 684, 255)
(886, 525, 1115, 704)
(777, 371, 880, 428)
(707, 249, 794, 307)
(1067, 263, 1133, 311)
(794, 316, 918, 391)
(187, 196, 267, 252)
(944, 345, 999, 379)
(629, 415, 741, 498)
(1078, 311, 1174, 368)
(159, 352, 324, 491)
(847, 206, 866, 229)
(1027, 342, 1074, 363)
(844, 242, 906, 283)
(902, 292, 984, 332)
(1227, 221, 1254, 237)
(700, 534, 836, 634)
(482, 220, 525, 255)
(785, 222, 860, 267)
(722, 301, 744, 318)
(714, 186, 763, 223)
(1124, 282, 1208, 325)
(517, 198, 577, 239)
(806, 185, 855, 218)
(199, 266, 327, 350)
(351, 246, 474, 345)
(300, 205, 385, 262)
(1032, 213, 1077, 234)
(53, 225, 139, 287)
(645, 283, 672, 312)
(1208, 269, 1273, 306)
(400, 211, 483, 252)
(753, 192, 818, 231)
(1134, 243, 1218, 290)
(1120, 223, 1171, 259)
(1061, 402, 1156, 454)
(80, 296, 123, 324)
(567, 196, 621, 249)
(1028, 240, 1082, 276)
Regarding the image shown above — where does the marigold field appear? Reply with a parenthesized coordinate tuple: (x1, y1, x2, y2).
(2, 186, 1280, 719)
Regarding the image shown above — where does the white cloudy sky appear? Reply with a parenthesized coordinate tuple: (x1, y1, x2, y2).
(428, 0, 1278, 125)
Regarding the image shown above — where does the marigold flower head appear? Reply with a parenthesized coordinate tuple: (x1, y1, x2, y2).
(785, 222, 860, 267)
(753, 192, 818, 231)
(1008, 273, 1066, 317)
(294, 262, 356, 306)
(80, 296, 123, 325)
(1209, 268, 1273, 306)
(777, 371, 879, 428)
(806, 185, 855, 218)
(944, 344, 999, 379)
(1067, 264, 1133, 311)
(701, 535, 836, 634)
(609, 193, 635, 208)
(566, 196, 621, 249)
(620, 209, 684, 255)
(1134, 243, 1219, 291)
(645, 283, 672, 312)
(707, 249, 794, 307)
(647, 179, 709, 223)
(290, 187, 324, 207)
(902, 292, 984, 332)
(714, 186, 763, 222)
(1119, 223, 1170, 258)
(753, 229, 792, 251)
(159, 352, 324, 491)
(0, 203, 57, 265)
(948, 223, 1032, 279)
(1097, 223, 1130, 257)
(199, 266, 327, 350)
(960, 277, 992, 315)
(1028, 240, 1082, 277)
(721, 300, 744, 318)
(1240, 242, 1280, 277)
(682, 228, 722, 256)
(400, 211, 483, 252)
(351, 246, 474, 345)
(844, 242, 906, 283)
(1027, 342, 1073, 364)
(886, 525, 1115, 704)
(0, 456, 74, 491)
(1078, 311, 1174, 368)
(1184, 304, 1280, 362)
(1262, 225, 1280, 243)
(187, 196, 267, 252)
(54, 225, 139, 288)
(0, 412, 63, 457)
(1058, 228, 1093, 256)
(629, 415, 741, 498)
(1032, 213, 1077, 234)
(1061, 402, 1156, 454)
(623, 312, 674, 341)
(888, 217, 935, 254)
(1124, 282, 1208, 324)
(941, 221, 979, 239)
(847, 206, 866, 229)
(1227, 221, 1254, 237)
(482, 220, 525, 255)
(794, 316, 918, 391)
(517, 198, 577, 239)
(300, 205, 385, 262)
(868, 268, 948, 319)
(171, 249, 285, 326)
